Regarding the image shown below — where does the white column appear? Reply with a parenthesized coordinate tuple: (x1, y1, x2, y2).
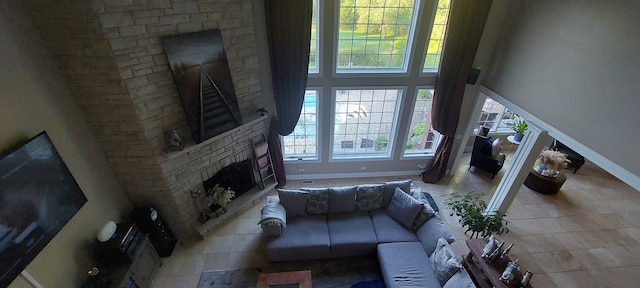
(486, 121, 551, 213)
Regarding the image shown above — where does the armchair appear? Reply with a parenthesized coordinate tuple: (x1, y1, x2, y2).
(550, 140, 585, 173)
(469, 135, 505, 179)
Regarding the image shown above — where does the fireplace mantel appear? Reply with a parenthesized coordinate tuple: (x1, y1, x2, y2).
(157, 114, 268, 163)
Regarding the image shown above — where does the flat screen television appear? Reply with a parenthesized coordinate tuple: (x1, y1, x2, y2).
(0, 131, 87, 287)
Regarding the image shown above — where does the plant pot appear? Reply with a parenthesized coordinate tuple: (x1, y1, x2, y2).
(513, 132, 524, 142)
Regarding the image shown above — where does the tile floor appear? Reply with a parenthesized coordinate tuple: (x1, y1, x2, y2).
(152, 152, 640, 288)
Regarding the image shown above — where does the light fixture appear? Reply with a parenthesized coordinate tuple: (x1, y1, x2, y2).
(97, 221, 116, 242)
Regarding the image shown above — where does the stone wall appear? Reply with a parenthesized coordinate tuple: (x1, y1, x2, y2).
(28, 0, 265, 236)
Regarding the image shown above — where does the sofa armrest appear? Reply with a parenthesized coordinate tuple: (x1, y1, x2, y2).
(262, 221, 283, 237)
(259, 198, 287, 237)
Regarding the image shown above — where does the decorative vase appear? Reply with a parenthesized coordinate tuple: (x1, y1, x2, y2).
(513, 132, 524, 142)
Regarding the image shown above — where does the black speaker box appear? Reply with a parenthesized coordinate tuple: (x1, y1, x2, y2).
(129, 206, 177, 257)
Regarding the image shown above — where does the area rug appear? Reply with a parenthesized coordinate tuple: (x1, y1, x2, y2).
(198, 256, 383, 288)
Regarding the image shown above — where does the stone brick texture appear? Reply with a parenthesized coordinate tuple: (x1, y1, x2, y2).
(28, 0, 266, 236)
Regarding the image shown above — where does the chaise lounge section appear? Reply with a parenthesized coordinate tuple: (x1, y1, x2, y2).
(259, 180, 475, 287)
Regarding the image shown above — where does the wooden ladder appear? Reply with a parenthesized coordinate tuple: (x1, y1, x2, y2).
(253, 135, 275, 189)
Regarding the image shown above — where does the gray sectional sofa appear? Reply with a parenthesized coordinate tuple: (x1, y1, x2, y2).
(259, 180, 476, 288)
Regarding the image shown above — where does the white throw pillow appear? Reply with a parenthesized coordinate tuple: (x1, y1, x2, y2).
(429, 237, 463, 286)
(491, 138, 501, 158)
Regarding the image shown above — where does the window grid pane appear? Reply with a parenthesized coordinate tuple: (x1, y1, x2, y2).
(337, 0, 416, 71)
(283, 91, 318, 159)
(477, 97, 517, 132)
(404, 89, 439, 155)
(309, 0, 319, 73)
(333, 89, 400, 158)
(423, 0, 451, 70)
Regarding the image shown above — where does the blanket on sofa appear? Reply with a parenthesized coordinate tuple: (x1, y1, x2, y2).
(259, 203, 287, 228)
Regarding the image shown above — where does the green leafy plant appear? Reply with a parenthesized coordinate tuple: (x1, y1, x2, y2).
(443, 192, 508, 239)
(206, 184, 235, 208)
(506, 117, 527, 135)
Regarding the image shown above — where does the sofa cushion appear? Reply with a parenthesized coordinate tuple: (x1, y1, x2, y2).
(382, 179, 411, 207)
(277, 189, 308, 217)
(443, 269, 475, 288)
(429, 237, 462, 286)
(265, 214, 330, 261)
(369, 209, 418, 243)
(378, 242, 441, 288)
(385, 187, 423, 229)
(328, 186, 357, 214)
(301, 188, 329, 214)
(355, 184, 384, 211)
(327, 212, 378, 257)
(415, 215, 455, 256)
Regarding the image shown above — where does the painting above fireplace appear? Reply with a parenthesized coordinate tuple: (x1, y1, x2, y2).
(162, 29, 243, 143)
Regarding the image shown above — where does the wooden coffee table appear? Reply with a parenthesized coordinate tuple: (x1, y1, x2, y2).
(462, 238, 531, 288)
(256, 270, 312, 288)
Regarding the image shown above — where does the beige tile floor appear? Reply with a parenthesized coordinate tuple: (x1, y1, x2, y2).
(152, 152, 640, 288)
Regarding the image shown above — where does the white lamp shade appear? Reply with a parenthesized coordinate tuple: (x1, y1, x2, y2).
(97, 221, 116, 242)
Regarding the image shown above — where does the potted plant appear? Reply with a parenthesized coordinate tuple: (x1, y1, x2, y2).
(206, 184, 236, 214)
(443, 192, 508, 239)
(506, 117, 527, 142)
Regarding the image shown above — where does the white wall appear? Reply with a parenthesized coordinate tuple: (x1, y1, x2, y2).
(0, 1, 131, 287)
(483, 0, 640, 180)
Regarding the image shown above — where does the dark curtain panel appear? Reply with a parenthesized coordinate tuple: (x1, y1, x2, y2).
(264, 0, 313, 187)
(267, 118, 286, 188)
(422, 0, 493, 183)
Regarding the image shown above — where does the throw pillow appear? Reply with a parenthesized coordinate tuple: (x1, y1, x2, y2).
(429, 237, 463, 286)
(384, 187, 423, 229)
(355, 184, 384, 211)
(382, 179, 411, 207)
(491, 138, 501, 158)
(328, 186, 357, 214)
(410, 190, 436, 230)
(483, 136, 493, 155)
(277, 189, 309, 217)
(301, 188, 329, 214)
(412, 203, 436, 230)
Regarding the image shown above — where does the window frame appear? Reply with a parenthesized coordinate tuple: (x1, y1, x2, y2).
(282, 88, 323, 162)
(329, 86, 405, 161)
(332, 0, 423, 75)
(285, 0, 451, 166)
(308, 0, 321, 76)
(477, 97, 517, 134)
(419, 0, 453, 76)
(401, 86, 441, 158)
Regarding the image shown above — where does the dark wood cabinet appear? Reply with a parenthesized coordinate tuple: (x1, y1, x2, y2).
(85, 232, 162, 288)
(126, 236, 162, 288)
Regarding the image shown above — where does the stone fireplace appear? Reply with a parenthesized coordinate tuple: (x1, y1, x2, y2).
(28, 0, 269, 236)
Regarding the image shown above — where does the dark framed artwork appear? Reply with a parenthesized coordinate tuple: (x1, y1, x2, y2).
(162, 29, 242, 143)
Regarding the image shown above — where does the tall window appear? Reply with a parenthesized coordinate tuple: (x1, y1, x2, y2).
(332, 89, 401, 158)
(309, 0, 319, 73)
(423, 0, 451, 71)
(404, 88, 440, 156)
(336, 0, 418, 72)
(478, 96, 516, 132)
(282, 90, 319, 160)
(284, 0, 451, 163)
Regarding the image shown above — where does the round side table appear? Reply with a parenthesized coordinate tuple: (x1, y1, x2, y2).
(523, 169, 566, 194)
